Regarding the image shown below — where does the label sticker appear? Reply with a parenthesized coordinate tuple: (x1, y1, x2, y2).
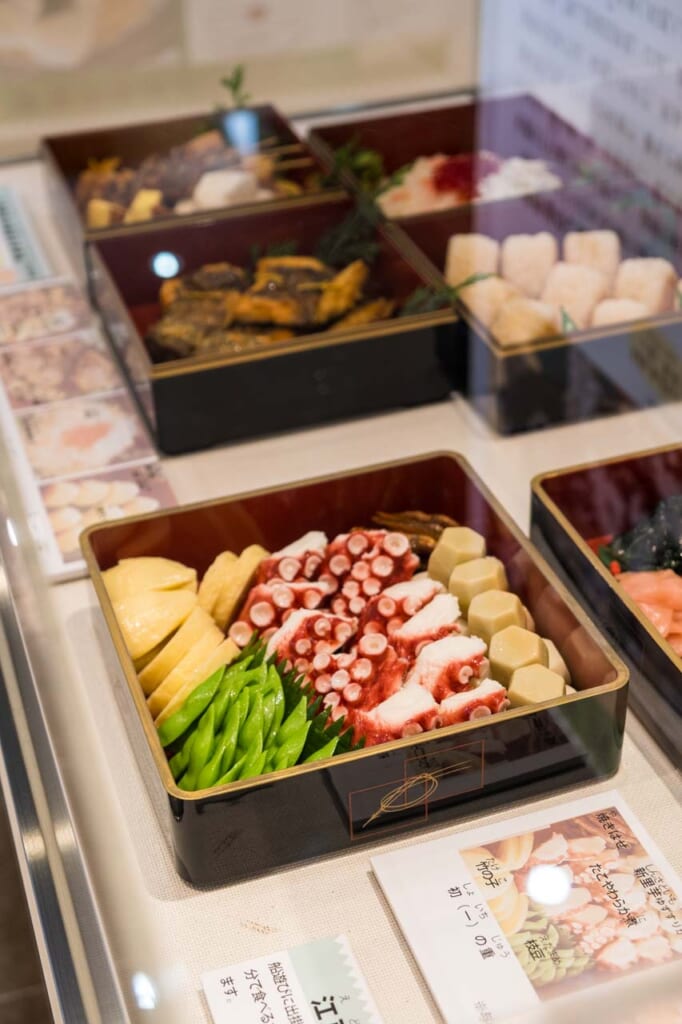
(202, 935, 383, 1024)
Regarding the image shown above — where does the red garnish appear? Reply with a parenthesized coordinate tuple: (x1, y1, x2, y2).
(432, 152, 501, 196)
(610, 560, 622, 576)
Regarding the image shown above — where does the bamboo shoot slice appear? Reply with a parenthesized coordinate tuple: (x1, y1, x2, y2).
(153, 639, 238, 727)
(146, 625, 224, 717)
(113, 590, 196, 661)
(138, 606, 217, 696)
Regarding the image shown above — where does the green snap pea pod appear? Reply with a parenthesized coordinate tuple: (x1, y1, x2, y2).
(274, 695, 307, 747)
(263, 666, 284, 746)
(217, 702, 242, 776)
(239, 750, 267, 781)
(222, 654, 253, 682)
(169, 745, 190, 780)
(238, 734, 267, 779)
(157, 667, 224, 748)
(215, 753, 247, 786)
(273, 720, 311, 772)
(231, 685, 249, 734)
(196, 706, 241, 790)
(238, 687, 264, 753)
(185, 704, 216, 788)
(303, 736, 339, 764)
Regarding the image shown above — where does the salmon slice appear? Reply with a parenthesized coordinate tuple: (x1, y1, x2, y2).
(620, 570, 682, 611)
(638, 601, 673, 637)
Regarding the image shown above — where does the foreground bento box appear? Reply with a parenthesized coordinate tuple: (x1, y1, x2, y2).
(82, 452, 628, 887)
(531, 443, 682, 765)
(396, 184, 682, 433)
(42, 104, 339, 280)
(308, 93, 632, 218)
(87, 194, 456, 454)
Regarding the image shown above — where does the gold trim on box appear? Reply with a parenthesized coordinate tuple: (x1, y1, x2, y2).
(81, 450, 629, 804)
(531, 440, 682, 673)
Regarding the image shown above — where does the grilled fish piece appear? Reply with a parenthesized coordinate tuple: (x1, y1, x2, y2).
(235, 256, 334, 326)
(315, 259, 369, 324)
(235, 256, 369, 328)
(328, 296, 394, 330)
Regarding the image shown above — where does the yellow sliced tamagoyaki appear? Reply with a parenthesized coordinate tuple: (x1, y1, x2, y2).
(103, 557, 197, 604)
(197, 551, 238, 615)
(138, 606, 218, 696)
(113, 589, 196, 662)
(153, 639, 239, 727)
(146, 625, 224, 717)
(212, 545, 269, 631)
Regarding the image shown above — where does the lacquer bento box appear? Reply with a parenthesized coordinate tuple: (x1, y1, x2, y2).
(82, 452, 628, 887)
(395, 184, 682, 433)
(42, 104, 340, 279)
(87, 194, 457, 454)
(308, 93, 632, 220)
(531, 443, 682, 766)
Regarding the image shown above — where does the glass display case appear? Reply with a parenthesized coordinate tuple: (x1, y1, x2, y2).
(0, 5, 682, 1024)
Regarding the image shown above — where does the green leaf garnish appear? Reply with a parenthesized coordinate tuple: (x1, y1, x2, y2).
(220, 64, 251, 108)
(560, 306, 578, 333)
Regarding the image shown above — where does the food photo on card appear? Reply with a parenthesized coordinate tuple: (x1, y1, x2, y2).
(16, 390, 155, 480)
(372, 792, 682, 1024)
(0, 278, 92, 344)
(40, 461, 176, 563)
(0, 331, 123, 409)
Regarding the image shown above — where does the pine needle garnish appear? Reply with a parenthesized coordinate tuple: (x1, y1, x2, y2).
(315, 203, 381, 267)
(400, 272, 495, 316)
(323, 136, 385, 192)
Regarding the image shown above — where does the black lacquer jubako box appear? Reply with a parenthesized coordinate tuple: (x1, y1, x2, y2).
(82, 452, 628, 887)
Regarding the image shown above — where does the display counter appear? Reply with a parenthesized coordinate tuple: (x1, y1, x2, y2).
(0, 94, 681, 1024)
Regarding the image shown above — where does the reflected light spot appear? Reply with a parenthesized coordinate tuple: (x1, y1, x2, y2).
(6, 519, 17, 546)
(526, 864, 572, 906)
(132, 972, 157, 1010)
(222, 108, 259, 154)
(151, 251, 181, 278)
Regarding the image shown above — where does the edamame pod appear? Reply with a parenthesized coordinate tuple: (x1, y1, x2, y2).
(273, 720, 310, 772)
(157, 666, 224, 747)
(275, 695, 307, 746)
(302, 736, 339, 764)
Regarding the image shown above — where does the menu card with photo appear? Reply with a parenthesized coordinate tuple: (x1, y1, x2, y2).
(372, 792, 682, 1024)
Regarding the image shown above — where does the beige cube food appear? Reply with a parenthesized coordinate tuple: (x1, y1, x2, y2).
(563, 230, 621, 285)
(467, 590, 525, 644)
(458, 276, 520, 327)
(86, 198, 123, 229)
(491, 298, 560, 347)
(508, 664, 565, 707)
(448, 556, 508, 612)
(445, 233, 499, 288)
(500, 232, 558, 298)
(428, 527, 486, 586)
(541, 262, 608, 329)
(542, 638, 571, 686)
(489, 626, 548, 686)
(615, 258, 677, 315)
(591, 299, 649, 327)
(124, 189, 163, 224)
